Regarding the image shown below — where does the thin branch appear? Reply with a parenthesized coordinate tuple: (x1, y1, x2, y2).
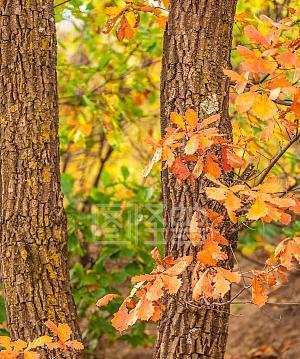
(54, 0, 70, 8)
(255, 133, 300, 186)
(232, 301, 300, 306)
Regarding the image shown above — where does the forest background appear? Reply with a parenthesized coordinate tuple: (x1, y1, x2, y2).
(0, 1, 297, 358)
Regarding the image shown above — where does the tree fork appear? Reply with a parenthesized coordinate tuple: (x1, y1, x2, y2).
(154, 1, 238, 358)
(0, 1, 83, 357)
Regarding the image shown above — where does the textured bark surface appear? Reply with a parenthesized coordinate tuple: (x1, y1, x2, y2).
(154, 1, 238, 358)
(0, 1, 83, 357)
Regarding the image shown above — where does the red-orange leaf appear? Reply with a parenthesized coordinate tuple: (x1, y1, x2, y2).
(170, 157, 190, 180)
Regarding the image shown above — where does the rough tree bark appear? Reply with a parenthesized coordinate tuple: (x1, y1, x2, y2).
(0, 1, 83, 357)
(154, 1, 237, 358)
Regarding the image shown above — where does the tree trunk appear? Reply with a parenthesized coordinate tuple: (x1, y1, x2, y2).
(154, 1, 237, 358)
(0, 1, 83, 357)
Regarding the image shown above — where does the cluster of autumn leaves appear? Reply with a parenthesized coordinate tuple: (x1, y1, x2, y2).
(0, 321, 83, 358)
(97, 4, 300, 333)
(98, 105, 300, 329)
(103, 0, 168, 41)
(227, 13, 300, 139)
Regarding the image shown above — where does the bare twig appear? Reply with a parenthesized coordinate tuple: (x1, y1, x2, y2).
(255, 133, 300, 186)
(54, 0, 70, 8)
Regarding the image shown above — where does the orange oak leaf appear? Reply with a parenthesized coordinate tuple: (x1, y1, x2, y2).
(111, 304, 130, 332)
(161, 275, 182, 294)
(192, 270, 214, 300)
(252, 276, 268, 307)
(185, 109, 198, 130)
(192, 157, 204, 178)
(146, 276, 164, 301)
(190, 212, 202, 246)
(275, 238, 300, 269)
(204, 154, 222, 179)
(197, 240, 227, 266)
(213, 272, 231, 298)
(217, 267, 241, 284)
(244, 25, 269, 46)
(136, 296, 155, 321)
(221, 147, 244, 171)
(185, 135, 200, 155)
(235, 92, 257, 113)
(170, 157, 190, 180)
(96, 294, 120, 307)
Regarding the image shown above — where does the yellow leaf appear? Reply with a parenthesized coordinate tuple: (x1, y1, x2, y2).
(26, 336, 53, 351)
(247, 199, 268, 220)
(192, 158, 204, 178)
(57, 323, 72, 343)
(126, 12, 136, 28)
(104, 6, 123, 16)
(170, 112, 185, 130)
(12, 339, 27, 351)
(162, 0, 169, 9)
(185, 109, 198, 130)
(205, 187, 227, 201)
(251, 94, 278, 120)
(224, 191, 242, 212)
(0, 336, 12, 350)
(24, 352, 40, 359)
